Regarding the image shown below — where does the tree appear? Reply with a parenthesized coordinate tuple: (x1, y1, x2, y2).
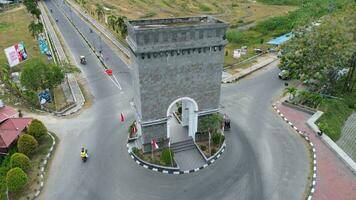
(10, 153, 31, 172)
(283, 86, 297, 100)
(28, 21, 43, 38)
(279, 7, 356, 94)
(30, 7, 41, 19)
(6, 167, 28, 192)
(20, 59, 64, 91)
(28, 119, 48, 139)
(198, 113, 223, 133)
(95, 4, 105, 21)
(115, 16, 127, 36)
(17, 134, 38, 156)
(107, 15, 117, 30)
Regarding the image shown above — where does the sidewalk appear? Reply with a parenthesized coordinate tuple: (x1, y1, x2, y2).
(277, 103, 356, 200)
(39, 2, 85, 116)
(222, 53, 278, 83)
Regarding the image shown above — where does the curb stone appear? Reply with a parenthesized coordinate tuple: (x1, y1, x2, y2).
(126, 143, 226, 175)
(28, 132, 57, 200)
(272, 104, 317, 200)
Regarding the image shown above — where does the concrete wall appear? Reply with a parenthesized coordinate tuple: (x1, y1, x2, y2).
(128, 17, 228, 150)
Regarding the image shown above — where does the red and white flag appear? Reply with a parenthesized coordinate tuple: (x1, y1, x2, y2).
(132, 125, 137, 134)
(151, 138, 159, 150)
(120, 113, 125, 122)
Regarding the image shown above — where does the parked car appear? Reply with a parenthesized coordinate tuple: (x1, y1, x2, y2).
(278, 70, 290, 80)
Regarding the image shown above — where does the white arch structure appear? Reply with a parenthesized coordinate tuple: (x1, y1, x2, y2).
(166, 97, 198, 142)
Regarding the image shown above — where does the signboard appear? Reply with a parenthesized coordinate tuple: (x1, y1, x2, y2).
(4, 42, 28, 67)
(233, 49, 241, 59)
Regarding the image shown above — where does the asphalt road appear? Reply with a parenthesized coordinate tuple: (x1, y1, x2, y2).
(39, 1, 309, 199)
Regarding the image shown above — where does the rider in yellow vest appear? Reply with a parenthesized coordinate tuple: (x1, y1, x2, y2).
(80, 148, 86, 158)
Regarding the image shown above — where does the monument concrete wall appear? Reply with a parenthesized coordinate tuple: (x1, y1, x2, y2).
(127, 16, 228, 148)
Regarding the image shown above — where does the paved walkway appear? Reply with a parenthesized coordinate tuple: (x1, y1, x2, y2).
(175, 148, 206, 171)
(277, 103, 356, 200)
(338, 113, 356, 161)
(169, 116, 189, 143)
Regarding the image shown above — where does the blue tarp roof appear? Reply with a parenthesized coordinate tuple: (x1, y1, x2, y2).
(267, 32, 294, 45)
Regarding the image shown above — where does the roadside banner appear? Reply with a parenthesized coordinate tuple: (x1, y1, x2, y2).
(4, 42, 28, 67)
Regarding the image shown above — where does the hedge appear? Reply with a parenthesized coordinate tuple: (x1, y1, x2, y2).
(17, 134, 38, 156)
(6, 167, 28, 192)
(28, 119, 47, 139)
(10, 153, 31, 172)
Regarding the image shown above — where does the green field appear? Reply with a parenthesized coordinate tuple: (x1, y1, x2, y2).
(0, 6, 47, 67)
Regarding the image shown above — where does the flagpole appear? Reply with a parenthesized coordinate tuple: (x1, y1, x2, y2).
(208, 128, 211, 157)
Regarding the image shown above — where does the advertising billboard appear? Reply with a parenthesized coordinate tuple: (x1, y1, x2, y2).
(4, 42, 28, 67)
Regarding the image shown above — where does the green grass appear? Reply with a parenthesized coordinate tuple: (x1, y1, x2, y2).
(318, 92, 356, 141)
(53, 86, 68, 111)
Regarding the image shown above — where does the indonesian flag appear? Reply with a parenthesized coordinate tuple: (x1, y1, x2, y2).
(120, 113, 125, 122)
(132, 125, 137, 134)
(151, 138, 159, 150)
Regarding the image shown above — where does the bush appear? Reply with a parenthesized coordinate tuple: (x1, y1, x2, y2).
(17, 134, 38, 156)
(200, 145, 206, 151)
(225, 30, 247, 44)
(160, 148, 174, 165)
(212, 133, 225, 145)
(199, 3, 211, 12)
(255, 15, 293, 36)
(28, 119, 47, 139)
(6, 167, 28, 192)
(10, 153, 31, 172)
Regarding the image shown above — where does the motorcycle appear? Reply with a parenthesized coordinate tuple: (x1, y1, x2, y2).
(81, 149, 89, 162)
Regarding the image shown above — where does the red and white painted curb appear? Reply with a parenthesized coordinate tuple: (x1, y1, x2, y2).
(272, 104, 316, 200)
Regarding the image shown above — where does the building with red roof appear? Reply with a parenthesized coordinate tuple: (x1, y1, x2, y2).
(0, 105, 32, 153)
(0, 106, 17, 123)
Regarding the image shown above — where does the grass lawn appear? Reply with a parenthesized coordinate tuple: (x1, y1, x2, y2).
(81, 0, 296, 22)
(75, 0, 295, 67)
(53, 85, 68, 111)
(0, 6, 47, 68)
(8, 134, 53, 200)
(317, 92, 356, 141)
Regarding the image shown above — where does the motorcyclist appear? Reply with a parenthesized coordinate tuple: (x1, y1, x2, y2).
(80, 148, 86, 159)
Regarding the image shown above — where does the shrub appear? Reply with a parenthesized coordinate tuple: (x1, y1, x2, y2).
(17, 134, 38, 156)
(225, 30, 247, 44)
(132, 147, 143, 159)
(10, 153, 31, 172)
(6, 167, 28, 192)
(212, 133, 225, 145)
(200, 145, 206, 151)
(199, 4, 211, 12)
(28, 119, 47, 139)
(160, 148, 174, 165)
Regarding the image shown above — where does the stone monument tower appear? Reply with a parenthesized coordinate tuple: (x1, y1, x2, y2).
(126, 16, 228, 152)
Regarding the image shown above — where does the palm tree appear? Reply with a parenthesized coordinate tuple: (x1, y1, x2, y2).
(283, 86, 297, 101)
(95, 4, 105, 21)
(107, 15, 117, 31)
(115, 15, 127, 36)
(28, 21, 43, 38)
